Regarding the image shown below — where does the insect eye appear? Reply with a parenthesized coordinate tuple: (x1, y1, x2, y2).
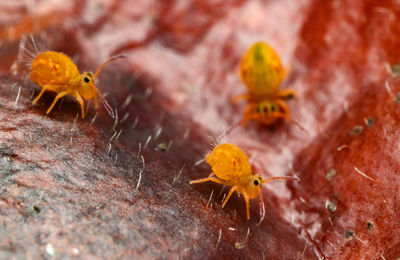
(253, 180, 259, 186)
(84, 77, 90, 83)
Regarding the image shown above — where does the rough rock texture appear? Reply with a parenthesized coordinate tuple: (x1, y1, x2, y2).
(0, 0, 399, 259)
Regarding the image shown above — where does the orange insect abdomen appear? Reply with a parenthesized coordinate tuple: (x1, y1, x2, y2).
(240, 42, 286, 98)
(206, 143, 251, 183)
(30, 51, 80, 87)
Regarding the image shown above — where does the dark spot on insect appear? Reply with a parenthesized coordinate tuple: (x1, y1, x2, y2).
(344, 230, 355, 240)
(155, 143, 168, 151)
(325, 199, 336, 213)
(326, 169, 336, 181)
(253, 180, 259, 186)
(367, 220, 375, 230)
(364, 117, 374, 127)
(270, 105, 276, 112)
(33, 205, 41, 213)
(232, 159, 237, 167)
(84, 77, 90, 83)
(256, 106, 261, 113)
(348, 125, 363, 136)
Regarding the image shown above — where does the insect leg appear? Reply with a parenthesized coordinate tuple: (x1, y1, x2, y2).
(237, 103, 259, 125)
(241, 113, 260, 125)
(276, 99, 290, 117)
(271, 112, 289, 120)
(275, 100, 308, 132)
(231, 93, 252, 104)
(32, 86, 49, 104)
(221, 186, 238, 208)
(242, 191, 250, 220)
(226, 105, 259, 133)
(278, 89, 296, 100)
(93, 95, 99, 108)
(46, 91, 69, 115)
(74, 92, 85, 118)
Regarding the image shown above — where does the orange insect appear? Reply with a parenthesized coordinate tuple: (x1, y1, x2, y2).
(233, 41, 296, 126)
(30, 51, 126, 118)
(190, 143, 295, 220)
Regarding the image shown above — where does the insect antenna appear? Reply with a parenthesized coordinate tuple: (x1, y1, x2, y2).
(93, 54, 127, 79)
(261, 176, 297, 184)
(92, 87, 115, 119)
(285, 117, 309, 134)
(91, 54, 127, 119)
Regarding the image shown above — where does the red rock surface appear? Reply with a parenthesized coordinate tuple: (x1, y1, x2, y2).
(0, 0, 399, 259)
